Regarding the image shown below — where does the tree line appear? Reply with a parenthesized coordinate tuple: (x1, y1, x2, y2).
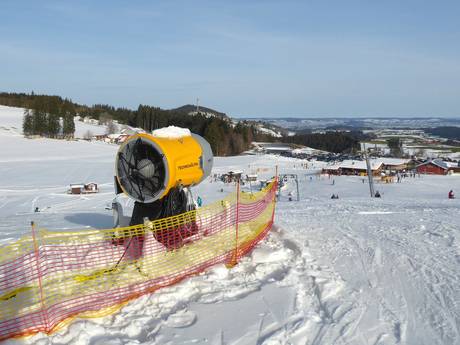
(425, 126, 460, 140)
(282, 131, 361, 153)
(21, 95, 75, 138)
(0, 92, 275, 155)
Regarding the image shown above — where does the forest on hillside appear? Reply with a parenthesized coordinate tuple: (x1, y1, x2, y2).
(0, 92, 362, 155)
(425, 126, 460, 140)
(282, 132, 361, 153)
(0, 92, 277, 155)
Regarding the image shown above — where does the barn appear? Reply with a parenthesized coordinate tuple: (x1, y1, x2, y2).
(416, 160, 448, 175)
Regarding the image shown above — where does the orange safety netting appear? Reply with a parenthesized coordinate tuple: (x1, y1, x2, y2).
(0, 180, 277, 341)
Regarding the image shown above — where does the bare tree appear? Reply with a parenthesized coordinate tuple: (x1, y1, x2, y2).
(83, 130, 93, 140)
(98, 112, 112, 125)
(106, 120, 118, 135)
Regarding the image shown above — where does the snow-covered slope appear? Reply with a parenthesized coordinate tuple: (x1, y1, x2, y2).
(1, 106, 460, 345)
(0, 105, 107, 138)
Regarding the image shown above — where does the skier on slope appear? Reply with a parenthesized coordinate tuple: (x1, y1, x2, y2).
(448, 190, 455, 199)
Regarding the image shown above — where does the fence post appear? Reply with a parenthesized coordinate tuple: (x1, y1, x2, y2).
(271, 166, 278, 223)
(226, 179, 240, 268)
(31, 221, 49, 332)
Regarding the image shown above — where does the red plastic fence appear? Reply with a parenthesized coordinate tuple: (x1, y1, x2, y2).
(0, 180, 277, 341)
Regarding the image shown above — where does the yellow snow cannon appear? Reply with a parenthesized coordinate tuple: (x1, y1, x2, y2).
(115, 130, 213, 204)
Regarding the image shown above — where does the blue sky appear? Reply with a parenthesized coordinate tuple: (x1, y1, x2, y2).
(1, 1, 459, 117)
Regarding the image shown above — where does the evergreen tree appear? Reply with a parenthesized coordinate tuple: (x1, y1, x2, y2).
(62, 101, 76, 138)
(204, 120, 224, 155)
(387, 137, 402, 157)
(32, 98, 47, 136)
(47, 113, 60, 137)
(22, 109, 33, 135)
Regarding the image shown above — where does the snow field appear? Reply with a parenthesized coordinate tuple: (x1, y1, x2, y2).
(0, 106, 459, 344)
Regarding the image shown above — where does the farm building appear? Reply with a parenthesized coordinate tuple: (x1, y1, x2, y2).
(416, 160, 448, 175)
(323, 160, 384, 176)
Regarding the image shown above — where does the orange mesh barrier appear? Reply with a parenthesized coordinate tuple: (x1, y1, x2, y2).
(0, 180, 277, 341)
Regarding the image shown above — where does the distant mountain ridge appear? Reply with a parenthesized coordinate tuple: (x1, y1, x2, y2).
(245, 117, 460, 131)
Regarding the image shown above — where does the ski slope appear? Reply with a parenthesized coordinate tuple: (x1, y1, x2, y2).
(0, 106, 459, 345)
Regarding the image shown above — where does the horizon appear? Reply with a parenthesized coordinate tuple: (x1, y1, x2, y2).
(1, 1, 460, 117)
(2, 94, 460, 120)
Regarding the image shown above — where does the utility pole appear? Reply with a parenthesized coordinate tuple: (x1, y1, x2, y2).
(196, 98, 200, 114)
(295, 175, 300, 201)
(365, 152, 375, 197)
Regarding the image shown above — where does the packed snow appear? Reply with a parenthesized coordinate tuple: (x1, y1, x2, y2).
(152, 126, 191, 138)
(0, 106, 459, 345)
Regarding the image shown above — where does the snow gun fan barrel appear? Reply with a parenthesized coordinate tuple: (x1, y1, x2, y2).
(115, 132, 213, 203)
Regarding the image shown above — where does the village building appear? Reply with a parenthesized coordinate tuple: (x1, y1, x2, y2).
(323, 160, 384, 176)
(68, 183, 99, 194)
(379, 158, 411, 172)
(416, 160, 449, 175)
(252, 142, 293, 155)
(446, 161, 460, 174)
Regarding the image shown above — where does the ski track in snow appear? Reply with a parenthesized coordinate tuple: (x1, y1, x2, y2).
(275, 197, 460, 345)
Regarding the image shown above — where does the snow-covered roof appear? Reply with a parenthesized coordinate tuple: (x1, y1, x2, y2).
(417, 159, 449, 170)
(329, 160, 383, 171)
(152, 126, 191, 138)
(444, 161, 460, 168)
(228, 170, 243, 174)
(292, 147, 326, 155)
(328, 158, 412, 171)
(264, 146, 292, 151)
(378, 158, 411, 166)
(129, 127, 146, 134)
(120, 128, 138, 135)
